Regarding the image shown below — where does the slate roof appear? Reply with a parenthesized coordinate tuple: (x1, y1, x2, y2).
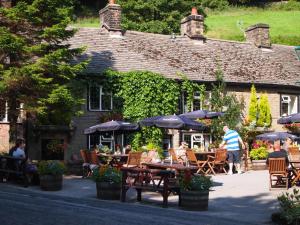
(68, 28, 300, 88)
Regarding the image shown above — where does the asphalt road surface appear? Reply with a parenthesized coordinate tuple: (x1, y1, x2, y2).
(0, 185, 262, 225)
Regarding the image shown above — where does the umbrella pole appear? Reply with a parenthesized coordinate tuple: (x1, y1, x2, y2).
(113, 131, 115, 152)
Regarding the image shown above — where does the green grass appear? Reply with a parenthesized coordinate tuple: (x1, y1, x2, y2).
(72, 8, 300, 46)
(205, 8, 300, 46)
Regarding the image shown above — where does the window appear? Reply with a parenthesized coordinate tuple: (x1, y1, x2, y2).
(182, 133, 211, 150)
(88, 84, 112, 111)
(182, 91, 211, 113)
(281, 94, 298, 116)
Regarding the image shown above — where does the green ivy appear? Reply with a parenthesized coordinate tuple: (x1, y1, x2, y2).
(104, 70, 180, 149)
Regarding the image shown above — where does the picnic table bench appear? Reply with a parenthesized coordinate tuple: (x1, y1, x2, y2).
(120, 167, 180, 207)
(0, 155, 29, 187)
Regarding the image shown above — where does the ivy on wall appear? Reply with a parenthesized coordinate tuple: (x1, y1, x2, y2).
(104, 70, 180, 149)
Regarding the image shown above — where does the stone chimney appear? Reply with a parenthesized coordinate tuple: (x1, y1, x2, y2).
(245, 23, 271, 48)
(0, 0, 12, 8)
(99, 0, 122, 35)
(181, 7, 205, 39)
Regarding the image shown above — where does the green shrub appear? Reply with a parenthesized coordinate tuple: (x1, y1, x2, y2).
(269, 0, 300, 11)
(272, 189, 300, 225)
(179, 171, 213, 191)
(37, 160, 65, 175)
(92, 165, 121, 184)
(250, 147, 268, 160)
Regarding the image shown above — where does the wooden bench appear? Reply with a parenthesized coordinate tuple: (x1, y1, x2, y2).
(120, 167, 180, 207)
(0, 155, 29, 187)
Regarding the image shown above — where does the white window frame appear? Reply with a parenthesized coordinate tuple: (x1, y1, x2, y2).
(88, 84, 113, 111)
(281, 94, 298, 116)
(182, 91, 211, 113)
(0, 100, 9, 123)
(182, 133, 212, 151)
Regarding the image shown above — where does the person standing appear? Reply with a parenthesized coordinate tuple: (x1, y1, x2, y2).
(11, 138, 26, 158)
(219, 126, 245, 175)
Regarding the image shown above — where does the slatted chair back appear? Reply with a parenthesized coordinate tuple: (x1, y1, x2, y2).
(80, 150, 89, 163)
(288, 150, 300, 168)
(186, 149, 198, 165)
(288, 147, 299, 155)
(215, 149, 227, 162)
(126, 152, 142, 167)
(168, 148, 178, 161)
(268, 158, 286, 174)
(90, 151, 99, 165)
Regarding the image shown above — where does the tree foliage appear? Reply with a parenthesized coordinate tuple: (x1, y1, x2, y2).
(116, 0, 206, 34)
(257, 93, 272, 127)
(0, 0, 87, 139)
(248, 84, 258, 123)
(210, 69, 245, 142)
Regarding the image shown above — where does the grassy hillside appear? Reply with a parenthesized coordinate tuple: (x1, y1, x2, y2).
(205, 8, 300, 46)
(73, 8, 300, 46)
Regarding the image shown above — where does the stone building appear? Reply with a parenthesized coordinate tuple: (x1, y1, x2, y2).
(1, 1, 300, 160)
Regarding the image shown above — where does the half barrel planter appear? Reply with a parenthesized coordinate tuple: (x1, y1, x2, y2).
(180, 190, 209, 211)
(96, 182, 121, 200)
(40, 174, 63, 191)
(251, 159, 267, 170)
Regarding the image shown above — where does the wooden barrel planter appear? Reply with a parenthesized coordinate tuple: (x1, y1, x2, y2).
(40, 174, 63, 191)
(180, 190, 209, 211)
(251, 159, 267, 170)
(96, 182, 121, 200)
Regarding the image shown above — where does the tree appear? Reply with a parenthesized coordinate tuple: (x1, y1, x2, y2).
(257, 93, 272, 127)
(0, 0, 87, 142)
(116, 0, 205, 34)
(210, 69, 245, 142)
(248, 84, 258, 123)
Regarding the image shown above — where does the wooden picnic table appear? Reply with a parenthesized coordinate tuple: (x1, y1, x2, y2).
(142, 162, 198, 172)
(195, 152, 215, 161)
(120, 166, 180, 207)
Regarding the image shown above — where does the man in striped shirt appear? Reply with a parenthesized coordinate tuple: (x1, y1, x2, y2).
(220, 126, 245, 175)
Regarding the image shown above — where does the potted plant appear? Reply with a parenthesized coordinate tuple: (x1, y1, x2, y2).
(179, 171, 213, 211)
(92, 165, 121, 200)
(250, 146, 268, 170)
(37, 160, 65, 191)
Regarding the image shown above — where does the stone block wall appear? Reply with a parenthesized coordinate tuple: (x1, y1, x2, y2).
(0, 123, 9, 153)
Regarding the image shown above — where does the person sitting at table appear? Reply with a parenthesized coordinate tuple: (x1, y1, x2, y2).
(176, 141, 188, 163)
(282, 137, 293, 152)
(266, 140, 289, 165)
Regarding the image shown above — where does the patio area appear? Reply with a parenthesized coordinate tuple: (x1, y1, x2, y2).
(4, 170, 298, 224)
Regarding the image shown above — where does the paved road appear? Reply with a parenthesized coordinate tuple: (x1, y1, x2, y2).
(0, 185, 261, 225)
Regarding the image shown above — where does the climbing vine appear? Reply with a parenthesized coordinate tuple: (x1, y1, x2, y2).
(104, 69, 180, 148)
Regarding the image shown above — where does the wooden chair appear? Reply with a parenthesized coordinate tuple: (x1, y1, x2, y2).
(268, 158, 288, 190)
(168, 148, 182, 164)
(89, 150, 101, 171)
(123, 152, 142, 168)
(206, 149, 228, 175)
(288, 148, 300, 186)
(185, 149, 209, 174)
(288, 147, 299, 155)
(80, 149, 91, 178)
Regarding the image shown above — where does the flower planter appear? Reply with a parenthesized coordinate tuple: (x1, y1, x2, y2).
(251, 159, 267, 170)
(96, 182, 121, 200)
(40, 174, 63, 191)
(180, 190, 209, 211)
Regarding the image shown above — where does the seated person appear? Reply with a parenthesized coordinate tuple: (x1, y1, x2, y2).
(282, 137, 293, 152)
(266, 140, 289, 165)
(11, 138, 26, 158)
(141, 150, 161, 163)
(176, 141, 188, 162)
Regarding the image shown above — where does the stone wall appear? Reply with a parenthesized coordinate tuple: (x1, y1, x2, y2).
(245, 24, 271, 48)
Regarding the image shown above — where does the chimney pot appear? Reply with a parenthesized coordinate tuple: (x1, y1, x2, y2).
(191, 7, 198, 15)
(109, 0, 115, 4)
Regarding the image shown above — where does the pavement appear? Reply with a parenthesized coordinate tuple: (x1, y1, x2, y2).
(1, 170, 299, 224)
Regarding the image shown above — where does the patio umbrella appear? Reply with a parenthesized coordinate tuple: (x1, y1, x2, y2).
(278, 113, 300, 124)
(256, 132, 298, 141)
(180, 110, 224, 119)
(140, 115, 206, 131)
(84, 120, 139, 151)
(84, 120, 139, 135)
